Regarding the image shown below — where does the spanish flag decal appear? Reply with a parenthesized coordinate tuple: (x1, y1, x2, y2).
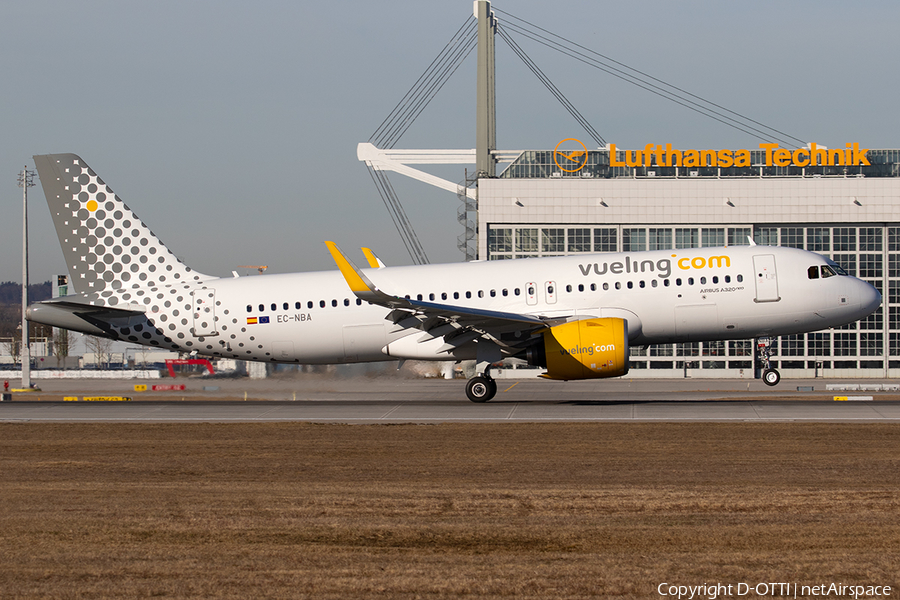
(247, 317, 258, 325)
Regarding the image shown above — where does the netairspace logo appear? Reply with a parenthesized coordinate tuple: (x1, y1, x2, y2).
(657, 582, 892, 599)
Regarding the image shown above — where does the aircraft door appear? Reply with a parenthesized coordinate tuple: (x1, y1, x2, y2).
(545, 281, 557, 304)
(191, 288, 218, 336)
(752, 254, 781, 303)
(526, 282, 537, 306)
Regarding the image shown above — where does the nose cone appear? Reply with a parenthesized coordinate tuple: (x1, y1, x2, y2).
(856, 278, 882, 317)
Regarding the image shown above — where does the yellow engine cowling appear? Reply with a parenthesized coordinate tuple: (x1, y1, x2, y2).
(538, 318, 629, 380)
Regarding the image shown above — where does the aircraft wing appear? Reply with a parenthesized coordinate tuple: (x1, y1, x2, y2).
(326, 242, 566, 351)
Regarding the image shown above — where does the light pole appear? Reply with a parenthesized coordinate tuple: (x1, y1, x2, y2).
(17, 167, 35, 389)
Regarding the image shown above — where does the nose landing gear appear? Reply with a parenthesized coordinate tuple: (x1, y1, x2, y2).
(757, 337, 781, 386)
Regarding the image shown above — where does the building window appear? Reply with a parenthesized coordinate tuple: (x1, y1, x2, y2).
(675, 228, 699, 249)
(623, 228, 646, 251)
(860, 227, 882, 252)
(859, 255, 883, 278)
(701, 228, 724, 247)
(834, 333, 857, 356)
(780, 334, 804, 356)
(780, 227, 804, 249)
(833, 227, 857, 252)
(807, 333, 831, 356)
(860, 333, 883, 356)
(728, 228, 751, 246)
(488, 228, 513, 254)
(567, 228, 592, 253)
(594, 228, 617, 252)
(832, 254, 856, 276)
(516, 228, 538, 253)
(648, 228, 672, 251)
(806, 228, 830, 252)
(754, 227, 778, 246)
(541, 228, 565, 253)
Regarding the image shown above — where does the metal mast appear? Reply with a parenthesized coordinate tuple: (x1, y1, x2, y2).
(475, 0, 496, 178)
(17, 167, 35, 389)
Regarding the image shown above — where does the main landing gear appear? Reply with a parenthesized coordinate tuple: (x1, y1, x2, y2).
(466, 364, 497, 402)
(756, 337, 781, 387)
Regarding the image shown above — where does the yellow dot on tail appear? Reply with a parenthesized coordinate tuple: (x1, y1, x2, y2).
(86, 200, 98, 211)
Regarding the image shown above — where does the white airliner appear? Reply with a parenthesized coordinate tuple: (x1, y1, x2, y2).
(28, 154, 881, 401)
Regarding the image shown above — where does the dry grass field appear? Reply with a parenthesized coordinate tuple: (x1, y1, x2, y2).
(0, 422, 898, 599)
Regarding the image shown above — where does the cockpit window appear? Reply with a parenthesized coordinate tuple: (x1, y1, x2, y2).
(807, 266, 819, 279)
(821, 265, 837, 278)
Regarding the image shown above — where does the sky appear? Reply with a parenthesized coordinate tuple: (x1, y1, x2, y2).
(2, 0, 899, 284)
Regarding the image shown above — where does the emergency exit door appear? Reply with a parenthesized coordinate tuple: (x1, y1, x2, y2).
(752, 255, 780, 303)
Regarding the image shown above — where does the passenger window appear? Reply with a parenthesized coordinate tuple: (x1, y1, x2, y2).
(578, 284, 584, 292)
(547, 285, 554, 294)
(514, 288, 521, 296)
(442, 292, 448, 300)
(502, 289, 508, 297)
(307, 301, 313, 309)
(627, 281, 633, 289)
(332, 299, 337, 307)
(271, 303, 277, 311)
(712, 276, 718, 284)
(283, 302, 289, 310)
(651, 280, 658, 288)
(566, 285, 572, 292)
(664, 279, 670, 287)
(688, 278, 695, 285)
(725, 275, 731, 283)
(466, 291, 472, 299)
(417, 294, 423, 301)
(478, 290, 484, 298)
(490, 290, 496, 297)
(453, 292, 459, 300)
(808, 266, 820, 279)
(676, 279, 682, 286)
(429, 293, 435, 301)
(615, 282, 621, 290)
(295, 302, 301, 310)
(319, 300, 325, 308)
(737, 274, 744, 282)
(603, 283, 609, 291)
(700, 277, 706, 285)
(639, 281, 646, 288)
(590, 283, 596, 291)
(344, 299, 350, 306)
(259, 304, 265, 312)
(246, 305, 252, 313)
(356, 299, 362, 306)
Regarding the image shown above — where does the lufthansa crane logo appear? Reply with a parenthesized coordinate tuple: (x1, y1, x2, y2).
(554, 138, 588, 173)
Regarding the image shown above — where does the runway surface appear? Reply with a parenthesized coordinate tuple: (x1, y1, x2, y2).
(2, 377, 900, 422)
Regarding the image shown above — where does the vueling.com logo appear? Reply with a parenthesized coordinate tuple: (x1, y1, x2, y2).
(578, 253, 732, 279)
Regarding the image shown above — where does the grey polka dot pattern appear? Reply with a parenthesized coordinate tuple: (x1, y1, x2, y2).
(35, 154, 218, 352)
(41, 154, 210, 297)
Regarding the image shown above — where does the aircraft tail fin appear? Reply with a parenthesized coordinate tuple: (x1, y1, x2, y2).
(33, 154, 211, 296)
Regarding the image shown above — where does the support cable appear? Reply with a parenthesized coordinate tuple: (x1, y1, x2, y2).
(371, 16, 476, 148)
(495, 7, 806, 147)
(497, 25, 604, 147)
(381, 29, 477, 148)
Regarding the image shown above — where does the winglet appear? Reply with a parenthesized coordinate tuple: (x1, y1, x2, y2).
(325, 241, 376, 294)
(748, 236, 757, 246)
(361, 247, 386, 269)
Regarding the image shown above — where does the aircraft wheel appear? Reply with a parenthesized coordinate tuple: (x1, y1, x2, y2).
(466, 376, 496, 402)
(762, 368, 781, 386)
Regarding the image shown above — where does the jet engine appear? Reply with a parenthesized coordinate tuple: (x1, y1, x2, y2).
(525, 318, 629, 380)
